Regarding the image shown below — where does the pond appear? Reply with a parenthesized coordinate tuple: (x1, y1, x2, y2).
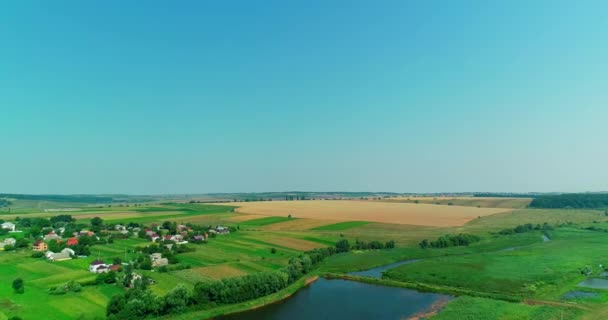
(219, 278, 452, 320)
(577, 278, 608, 289)
(562, 290, 599, 299)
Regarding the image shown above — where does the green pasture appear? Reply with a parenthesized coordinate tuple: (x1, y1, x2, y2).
(384, 228, 608, 299)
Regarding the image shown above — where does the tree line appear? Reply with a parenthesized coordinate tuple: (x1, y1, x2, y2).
(419, 233, 480, 249)
(106, 239, 395, 319)
(529, 193, 608, 209)
(498, 222, 553, 235)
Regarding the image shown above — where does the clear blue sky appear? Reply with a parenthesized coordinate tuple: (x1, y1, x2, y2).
(1, 1, 607, 194)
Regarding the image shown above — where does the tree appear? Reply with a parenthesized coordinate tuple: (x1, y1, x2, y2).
(335, 239, 350, 253)
(91, 217, 104, 227)
(270, 247, 277, 254)
(162, 284, 190, 314)
(12, 278, 24, 294)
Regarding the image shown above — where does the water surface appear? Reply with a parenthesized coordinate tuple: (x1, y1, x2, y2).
(219, 278, 452, 320)
(348, 259, 420, 278)
(577, 278, 608, 289)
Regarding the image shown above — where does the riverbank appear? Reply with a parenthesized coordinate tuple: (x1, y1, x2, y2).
(324, 273, 522, 302)
(160, 275, 320, 320)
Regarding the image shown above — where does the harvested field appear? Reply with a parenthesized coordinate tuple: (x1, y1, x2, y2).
(379, 197, 532, 209)
(252, 235, 326, 251)
(216, 200, 511, 227)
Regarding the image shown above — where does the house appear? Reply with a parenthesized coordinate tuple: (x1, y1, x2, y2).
(44, 231, 61, 241)
(150, 253, 168, 267)
(110, 264, 121, 272)
(150, 233, 160, 242)
(32, 240, 48, 252)
(1, 222, 16, 232)
(193, 235, 205, 242)
(129, 273, 143, 288)
(145, 230, 155, 236)
(79, 230, 95, 237)
(66, 238, 79, 246)
(0, 238, 16, 250)
(210, 226, 230, 235)
(46, 248, 74, 261)
(114, 225, 125, 231)
(89, 260, 110, 273)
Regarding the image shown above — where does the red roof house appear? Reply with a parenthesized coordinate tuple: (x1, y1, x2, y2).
(66, 238, 79, 246)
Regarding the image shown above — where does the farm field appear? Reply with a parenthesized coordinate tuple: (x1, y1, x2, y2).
(218, 200, 511, 227)
(379, 196, 533, 209)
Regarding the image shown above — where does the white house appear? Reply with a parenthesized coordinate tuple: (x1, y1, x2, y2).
(0, 238, 16, 250)
(46, 248, 74, 261)
(1, 222, 16, 232)
(89, 260, 110, 273)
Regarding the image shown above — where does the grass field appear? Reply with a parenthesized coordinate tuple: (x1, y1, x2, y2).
(312, 221, 370, 231)
(432, 296, 582, 320)
(384, 228, 608, 299)
(219, 200, 511, 227)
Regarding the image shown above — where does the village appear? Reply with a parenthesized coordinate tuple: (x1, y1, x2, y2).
(0, 215, 234, 290)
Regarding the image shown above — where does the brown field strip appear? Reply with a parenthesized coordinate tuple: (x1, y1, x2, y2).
(191, 265, 248, 279)
(216, 200, 511, 227)
(252, 235, 326, 251)
(260, 218, 338, 231)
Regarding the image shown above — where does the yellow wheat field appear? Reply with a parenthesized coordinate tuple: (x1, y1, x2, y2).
(217, 200, 511, 227)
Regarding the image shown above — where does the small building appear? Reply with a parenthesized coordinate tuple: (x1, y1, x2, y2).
(0, 238, 16, 250)
(79, 230, 95, 237)
(129, 273, 143, 288)
(47, 248, 74, 261)
(66, 238, 79, 246)
(32, 240, 48, 252)
(44, 231, 61, 241)
(89, 260, 110, 273)
(150, 253, 168, 267)
(1, 222, 16, 232)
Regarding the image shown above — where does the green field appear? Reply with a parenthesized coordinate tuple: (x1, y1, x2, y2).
(312, 221, 370, 231)
(3, 199, 608, 319)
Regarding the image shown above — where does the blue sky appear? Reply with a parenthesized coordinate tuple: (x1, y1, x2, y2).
(1, 1, 607, 194)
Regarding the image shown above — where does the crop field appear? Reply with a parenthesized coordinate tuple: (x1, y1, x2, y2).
(259, 218, 337, 231)
(379, 196, 533, 209)
(219, 200, 511, 227)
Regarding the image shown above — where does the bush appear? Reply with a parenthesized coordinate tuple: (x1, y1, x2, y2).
(31, 251, 45, 258)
